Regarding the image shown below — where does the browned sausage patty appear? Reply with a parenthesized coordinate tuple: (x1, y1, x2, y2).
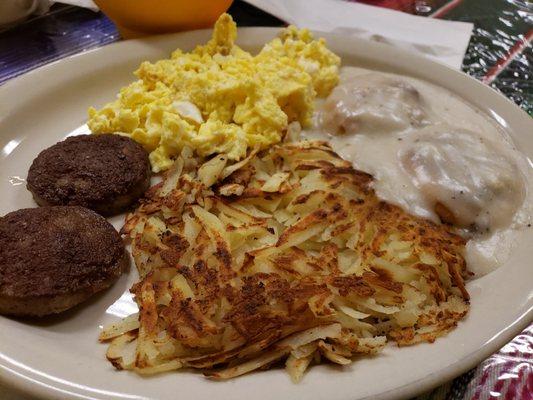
(27, 134, 150, 216)
(0, 206, 128, 317)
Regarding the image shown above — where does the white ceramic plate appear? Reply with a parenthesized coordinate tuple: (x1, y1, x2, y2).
(0, 28, 532, 400)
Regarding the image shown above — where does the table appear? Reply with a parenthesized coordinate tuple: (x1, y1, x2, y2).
(0, 1, 531, 399)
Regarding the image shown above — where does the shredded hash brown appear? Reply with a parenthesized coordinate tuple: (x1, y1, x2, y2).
(100, 136, 469, 381)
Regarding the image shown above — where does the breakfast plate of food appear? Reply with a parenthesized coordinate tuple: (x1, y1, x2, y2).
(0, 14, 531, 400)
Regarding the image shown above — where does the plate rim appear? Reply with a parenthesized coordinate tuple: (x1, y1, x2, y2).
(0, 26, 532, 400)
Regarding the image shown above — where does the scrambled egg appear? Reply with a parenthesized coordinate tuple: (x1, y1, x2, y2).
(88, 13, 340, 172)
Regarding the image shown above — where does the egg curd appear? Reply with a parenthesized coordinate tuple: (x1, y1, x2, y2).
(88, 14, 340, 172)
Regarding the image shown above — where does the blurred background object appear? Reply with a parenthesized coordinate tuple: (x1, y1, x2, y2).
(0, 0, 50, 28)
(93, 0, 234, 38)
(243, 0, 474, 69)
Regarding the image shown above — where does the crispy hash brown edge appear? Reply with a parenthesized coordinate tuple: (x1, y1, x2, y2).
(101, 139, 470, 381)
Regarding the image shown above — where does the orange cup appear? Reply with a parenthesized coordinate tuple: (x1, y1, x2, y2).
(93, 0, 234, 38)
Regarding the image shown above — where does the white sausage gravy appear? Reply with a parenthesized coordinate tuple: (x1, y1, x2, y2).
(303, 66, 532, 277)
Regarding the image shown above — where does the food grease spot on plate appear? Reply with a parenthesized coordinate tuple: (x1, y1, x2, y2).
(8, 176, 25, 186)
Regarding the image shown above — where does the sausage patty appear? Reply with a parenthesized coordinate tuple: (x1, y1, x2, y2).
(27, 134, 150, 216)
(0, 206, 128, 317)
